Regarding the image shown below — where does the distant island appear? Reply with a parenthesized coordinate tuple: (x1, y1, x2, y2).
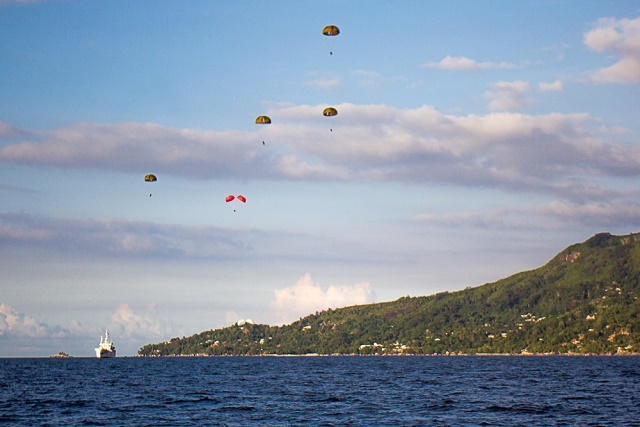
(138, 232, 640, 357)
(50, 351, 72, 358)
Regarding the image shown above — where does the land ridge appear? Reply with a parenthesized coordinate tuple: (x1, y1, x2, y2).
(138, 232, 640, 356)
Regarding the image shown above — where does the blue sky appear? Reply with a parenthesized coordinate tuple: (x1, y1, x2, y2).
(1, 0, 640, 356)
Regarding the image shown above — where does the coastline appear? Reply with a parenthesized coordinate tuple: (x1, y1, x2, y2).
(135, 351, 640, 358)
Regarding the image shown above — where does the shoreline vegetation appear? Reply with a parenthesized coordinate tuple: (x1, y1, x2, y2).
(49, 352, 72, 358)
(4, 352, 640, 359)
(135, 352, 640, 357)
(138, 233, 640, 358)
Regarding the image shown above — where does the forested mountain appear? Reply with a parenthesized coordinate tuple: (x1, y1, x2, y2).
(138, 232, 640, 356)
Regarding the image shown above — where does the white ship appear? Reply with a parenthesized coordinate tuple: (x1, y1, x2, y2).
(95, 329, 116, 358)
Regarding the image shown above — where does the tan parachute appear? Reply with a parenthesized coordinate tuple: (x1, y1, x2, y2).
(322, 25, 340, 36)
(322, 25, 340, 55)
(255, 116, 271, 145)
(144, 174, 157, 197)
(323, 107, 338, 131)
(322, 107, 338, 117)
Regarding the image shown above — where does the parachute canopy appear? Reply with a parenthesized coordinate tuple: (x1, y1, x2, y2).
(225, 195, 246, 203)
(144, 174, 157, 182)
(322, 25, 340, 36)
(255, 115, 271, 124)
(323, 107, 338, 117)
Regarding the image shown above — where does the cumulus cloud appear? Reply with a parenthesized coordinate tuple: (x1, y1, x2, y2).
(265, 104, 640, 200)
(1, 101, 639, 203)
(0, 303, 98, 340)
(0, 302, 178, 355)
(484, 80, 533, 111)
(423, 55, 517, 71)
(584, 17, 640, 84)
(0, 122, 265, 178)
(270, 273, 375, 325)
(0, 121, 346, 181)
(538, 80, 563, 92)
(0, 303, 48, 337)
(110, 303, 172, 340)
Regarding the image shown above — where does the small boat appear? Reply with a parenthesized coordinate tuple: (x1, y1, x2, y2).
(95, 329, 116, 358)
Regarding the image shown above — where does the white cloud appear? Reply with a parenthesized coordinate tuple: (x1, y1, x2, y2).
(0, 121, 347, 181)
(538, 80, 563, 92)
(423, 55, 517, 71)
(484, 80, 533, 111)
(584, 17, 640, 84)
(0, 303, 48, 337)
(0, 302, 177, 355)
(111, 303, 171, 339)
(0, 303, 103, 340)
(1, 102, 639, 204)
(270, 273, 375, 325)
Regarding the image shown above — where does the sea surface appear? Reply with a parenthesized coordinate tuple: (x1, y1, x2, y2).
(1, 355, 638, 426)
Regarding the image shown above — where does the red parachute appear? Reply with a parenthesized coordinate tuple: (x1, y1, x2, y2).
(226, 194, 246, 211)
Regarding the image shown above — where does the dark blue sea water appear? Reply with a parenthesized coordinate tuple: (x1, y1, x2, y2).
(1, 356, 638, 426)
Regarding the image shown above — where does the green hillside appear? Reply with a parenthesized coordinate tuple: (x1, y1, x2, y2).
(138, 232, 640, 356)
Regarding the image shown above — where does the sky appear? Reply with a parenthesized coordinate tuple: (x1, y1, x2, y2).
(1, 1, 640, 357)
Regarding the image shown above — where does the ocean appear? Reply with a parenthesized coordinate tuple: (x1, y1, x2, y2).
(1, 355, 638, 426)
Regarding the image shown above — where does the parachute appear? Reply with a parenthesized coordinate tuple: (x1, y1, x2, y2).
(144, 174, 157, 197)
(323, 107, 338, 131)
(323, 107, 338, 117)
(226, 194, 246, 211)
(255, 116, 271, 145)
(322, 25, 340, 55)
(322, 25, 340, 36)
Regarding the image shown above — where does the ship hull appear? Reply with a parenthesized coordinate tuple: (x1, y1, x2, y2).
(95, 349, 116, 358)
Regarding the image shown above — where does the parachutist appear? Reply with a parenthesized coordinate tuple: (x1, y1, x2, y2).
(256, 116, 270, 147)
(323, 107, 337, 132)
(322, 25, 339, 56)
(226, 194, 246, 211)
(145, 174, 157, 197)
